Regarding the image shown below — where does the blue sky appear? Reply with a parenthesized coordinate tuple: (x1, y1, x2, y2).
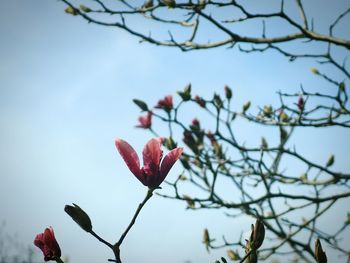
(0, 1, 349, 262)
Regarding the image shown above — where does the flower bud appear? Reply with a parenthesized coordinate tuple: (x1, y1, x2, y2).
(178, 83, 191, 101)
(183, 194, 195, 208)
(214, 94, 223, 108)
(263, 105, 273, 117)
(242, 101, 251, 113)
(279, 111, 289, 123)
(165, 137, 177, 150)
(224, 85, 232, 99)
(315, 238, 327, 263)
(252, 219, 265, 249)
(65, 6, 78, 15)
(64, 203, 92, 232)
(203, 228, 210, 251)
(326, 154, 334, 167)
(339, 82, 345, 92)
(297, 96, 304, 111)
(194, 95, 206, 108)
(227, 249, 239, 260)
(311, 68, 320, 75)
(80, 5, 92, 12)
(261, 137, 268, 150)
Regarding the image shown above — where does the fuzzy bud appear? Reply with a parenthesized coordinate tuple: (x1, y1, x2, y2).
(178, 83, 191, 101)
(64, 204, 92, 232)
(326, 154, 334, 167)
(315, 239, 327, 263)
(80, 5, 92, 13)
(65, 6, 78, 15)
(242, 101, 251, 113)
(311, 68, 320, 75)
(224, 85, 232, 99)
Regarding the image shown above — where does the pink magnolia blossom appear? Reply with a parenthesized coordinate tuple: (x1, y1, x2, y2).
(34, 227, 61, 261)
(155, 95, 173, 111)
(136, 111, 152, 129)
(115, 138, 183, 188)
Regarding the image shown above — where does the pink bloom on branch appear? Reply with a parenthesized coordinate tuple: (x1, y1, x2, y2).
(115, 138, 183, 188)
(136, 111, 152, 129)
(155, 95, 173, 111)
(34, 227, 61, 261)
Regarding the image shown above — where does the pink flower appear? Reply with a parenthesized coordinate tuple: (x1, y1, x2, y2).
(115, 138, 183, 188)
(155, 95, 173, 111)
(34, 227, 61, 261)
(136, 111, 152, 129)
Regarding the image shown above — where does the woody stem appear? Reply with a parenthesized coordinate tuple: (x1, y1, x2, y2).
(112, 188, 154, 262)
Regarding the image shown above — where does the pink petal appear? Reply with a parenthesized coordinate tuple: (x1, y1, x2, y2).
(142, 138, 162, 172)
(159, 147, 183, 180)
(44, 227, 61, 258)
(115, 139, 142, 179)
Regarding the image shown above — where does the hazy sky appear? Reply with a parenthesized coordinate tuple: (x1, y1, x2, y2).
(0, 1, 349, 262)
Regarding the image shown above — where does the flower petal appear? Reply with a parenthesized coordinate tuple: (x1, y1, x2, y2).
(44, 227, 61, 258)
(159, 147, 183, 181)
(115, 138, 142, 179)
(142, 138, 162, 172)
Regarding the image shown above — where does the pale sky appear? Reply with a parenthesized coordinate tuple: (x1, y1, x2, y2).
(0, 1, 349, 262)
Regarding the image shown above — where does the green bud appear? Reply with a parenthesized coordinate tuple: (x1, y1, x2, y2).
(242, 101, 251, 113)
(279, 111, 289, 123)
(79, 5, 91, 13)
(252, 219, 265, 249)
(165, 137, 177, 150)
(263, 105, 273, 117)
(183, 194, 195, 208)
(339, 82, 345, 92)
(227, 249, 239, 260)
(311, 68, 320, 75)
(261, 137, 268, 150)
(142, 0, 154, 9)
(64, 203, 92, 232)
(65, 6, 78, 15)
(221, 257, 228, 263)
(133, 99, 149, 111)
(178, 83, 191, 101)
(345, 213, 350, 225)
(214, 94, 223, 108)
(315, 239, 327, 263)
(224, 85, 232, 99)
(326, 154, 334, 167)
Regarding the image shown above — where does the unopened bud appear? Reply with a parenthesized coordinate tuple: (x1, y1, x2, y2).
(252, 219, 265, 249)
(80, 5, 91, 12)
(311, 68, 319, 75)
(224, 85, 232, 99)
(242, 101, 251, 113)
(261, 137, 268, 149)
(227, 249, 239, 260)
(315, 238, 327, 263)
(279, 111, 289, 123)
(183, 195, 195, 208)
(339, 82, 345, 92)
(64, 203, 92, 232)
(263, 105, 273, 117)
(194, 95, 206, 107)
(178, 83, 191, 101)
(203, 228, 210, 244)
(165, 137, 177, 150)
(297, 96, 304, 111)
(65, 6, 78, 15)
(326, 154, 334, 167)
(214, 94, 223, 108)
(345, 213, 350, 225)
